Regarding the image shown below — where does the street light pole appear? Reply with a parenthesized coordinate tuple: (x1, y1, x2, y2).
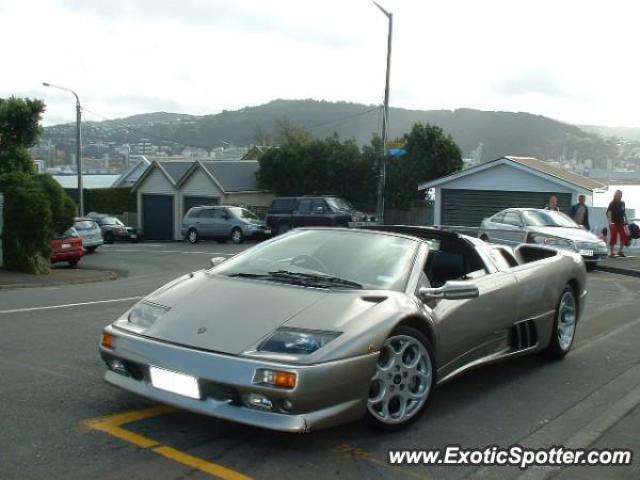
(43, 82, 84, 216)
(373, 1, 392, 224)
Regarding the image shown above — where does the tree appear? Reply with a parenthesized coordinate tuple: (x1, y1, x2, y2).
(0, 96, 75, 273)
(0, 97, 45, 175)
(385, 123, 463, 210)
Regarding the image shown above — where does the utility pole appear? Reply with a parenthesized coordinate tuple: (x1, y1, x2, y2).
(43, 82, 84, 216)
(373, 1, 392, 224)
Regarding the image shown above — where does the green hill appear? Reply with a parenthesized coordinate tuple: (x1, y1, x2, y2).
(43, 99, 617, 166)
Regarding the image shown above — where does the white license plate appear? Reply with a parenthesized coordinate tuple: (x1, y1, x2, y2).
(130, 234, 137, 239)
(264, 228, 271, 235)
(579, 249, 594, 256)
(149, 366, 200, 399)
(61, 243, 71, 249)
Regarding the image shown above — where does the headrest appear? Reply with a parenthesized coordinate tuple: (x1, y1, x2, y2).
(430, 252, 465, 286)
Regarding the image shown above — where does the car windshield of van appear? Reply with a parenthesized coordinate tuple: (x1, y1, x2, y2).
(326, 197, 353, 212)
(228, 207, 258, 220)
(522, 210, 579, 228)
(100, 217, 124, 226)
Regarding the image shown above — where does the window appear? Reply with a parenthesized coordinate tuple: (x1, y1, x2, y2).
(522, 210, 579, 228)
(199, 209, 218, 218)
(311, 199, 327, 212)
(503, 212, 522, 226)
(491, 213, 505, 224)
(296, 199, 313, 212)
(270, 198, 295, 210)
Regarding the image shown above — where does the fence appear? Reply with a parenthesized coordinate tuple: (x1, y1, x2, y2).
(385, 203, 433, 226)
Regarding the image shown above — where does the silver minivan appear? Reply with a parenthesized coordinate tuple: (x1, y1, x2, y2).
(181, 206, 271, 244)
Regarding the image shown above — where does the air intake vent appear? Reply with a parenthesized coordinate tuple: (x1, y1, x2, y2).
(510, 320, 538, 351)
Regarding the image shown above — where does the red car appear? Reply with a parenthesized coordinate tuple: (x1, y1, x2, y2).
(51, 228, 84, 267)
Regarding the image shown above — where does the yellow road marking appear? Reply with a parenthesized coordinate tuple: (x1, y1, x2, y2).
(334, 443, 432, 480)
(153, 446, 251, 480)
(83, 406, 252, 480)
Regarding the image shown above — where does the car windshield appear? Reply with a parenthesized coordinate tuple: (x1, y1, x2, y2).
(523, 210, 579, 228)
(100, 217, 124, 226)
(216, 229, 418, 291)
(326, 197, 354, 212)
(74, 220, 96, 230)
(228, 207, 258, 220)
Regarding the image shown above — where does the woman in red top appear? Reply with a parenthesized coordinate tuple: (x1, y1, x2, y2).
(606, 190, 628, 257)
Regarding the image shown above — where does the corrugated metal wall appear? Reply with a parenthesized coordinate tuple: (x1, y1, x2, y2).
(441, 189, 572, 226)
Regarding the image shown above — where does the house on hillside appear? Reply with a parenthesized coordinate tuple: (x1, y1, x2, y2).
(132, 159, 273, 240)
(418, 156, 606, 227)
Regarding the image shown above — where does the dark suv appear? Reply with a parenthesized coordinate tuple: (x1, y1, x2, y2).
(265, 196, 371, 235)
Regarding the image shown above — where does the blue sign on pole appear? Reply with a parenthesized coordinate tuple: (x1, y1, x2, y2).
(388, 148, 407, 157)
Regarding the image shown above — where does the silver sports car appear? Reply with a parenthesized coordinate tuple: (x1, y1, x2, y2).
(100, 226, 586, 432)
(478, 208, 608, 270)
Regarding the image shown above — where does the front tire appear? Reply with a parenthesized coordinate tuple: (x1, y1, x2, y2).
(544, 286, 577, 360)
(365, 326, 435, 431)
(187, 228, 199, 244)
(86, 246, 97, 253)
(586, 262, 596, 272)
(104, 231, 114, 244)
(230, 227, 244, 244)
(278, 224, 291, 235)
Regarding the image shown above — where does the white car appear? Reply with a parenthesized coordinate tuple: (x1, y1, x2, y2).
(478, 208, 608, 270)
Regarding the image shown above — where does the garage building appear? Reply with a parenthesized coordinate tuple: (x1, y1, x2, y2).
(132, 160, 274, 240)
(418, 156, 605, 227)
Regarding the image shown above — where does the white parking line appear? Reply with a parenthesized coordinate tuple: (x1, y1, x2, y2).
(0, 296, 143, 314)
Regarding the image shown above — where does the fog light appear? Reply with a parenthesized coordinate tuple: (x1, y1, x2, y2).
(109, 359, 129, 376)
(280, 399, 293, 412)
(253, 369, 297, 389)
(101, 333, 115, 349)
(243, 393, 273, 410)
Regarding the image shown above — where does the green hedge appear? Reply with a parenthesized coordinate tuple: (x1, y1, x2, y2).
(65, 187, 137, 215)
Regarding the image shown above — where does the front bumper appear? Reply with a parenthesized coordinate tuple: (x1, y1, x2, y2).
(100, 326, 377, 432)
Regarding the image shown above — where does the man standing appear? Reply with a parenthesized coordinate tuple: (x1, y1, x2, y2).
(606, 190, 628, 257)
(570, 194, 590, 230)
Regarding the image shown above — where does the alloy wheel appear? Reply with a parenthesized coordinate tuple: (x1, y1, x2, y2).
(367, 335, 433, 425)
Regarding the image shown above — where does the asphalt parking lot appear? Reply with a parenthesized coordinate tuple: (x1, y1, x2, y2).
(1, 241, 639, 480)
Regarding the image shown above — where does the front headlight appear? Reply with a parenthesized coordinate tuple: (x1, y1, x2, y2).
(128, 301, 169, 329)
(258, 328, 341, 355)
(529, 234, 576, 250)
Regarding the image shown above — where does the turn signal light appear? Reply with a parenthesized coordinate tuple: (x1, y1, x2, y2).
(101, 333, 115, 349)
(254, 369, 297, 389)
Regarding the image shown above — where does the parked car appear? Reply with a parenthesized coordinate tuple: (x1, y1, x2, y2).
(478, 208, 608, 270)
(51, 227, 84, 267)
(100, 225, 585, 432)
(73, 217, 104, 253)
(88, 213, 139, 243)
(181, 206, 270, 244)
(265, 195, 372, 235)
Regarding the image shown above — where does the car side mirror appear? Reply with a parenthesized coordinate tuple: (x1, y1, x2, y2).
(209, 256, 227, 268)
(418, 281, 479, 301)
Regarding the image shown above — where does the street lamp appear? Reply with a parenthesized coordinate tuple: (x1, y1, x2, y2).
(373, 1, 392, 224)
(42, 82, 84, 216)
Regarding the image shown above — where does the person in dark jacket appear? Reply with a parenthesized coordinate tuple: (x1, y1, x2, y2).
(570, 195, 590, 230)
(606, 190, 628, 257)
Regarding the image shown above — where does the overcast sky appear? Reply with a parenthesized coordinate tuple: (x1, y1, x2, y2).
(1, 0, 638, 127)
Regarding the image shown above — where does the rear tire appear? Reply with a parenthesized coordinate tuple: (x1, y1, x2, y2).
(230, 227, 244, 244)
(365, 325, 435, 431)
(543, 286, 577, 360)
(480, 234, 489, 242)
(68, 259, 79, 267)
(187, 228, 199, 244)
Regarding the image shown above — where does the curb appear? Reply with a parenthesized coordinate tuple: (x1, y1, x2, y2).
(594, 265, 640, 278)
(0, 270, 118, 290)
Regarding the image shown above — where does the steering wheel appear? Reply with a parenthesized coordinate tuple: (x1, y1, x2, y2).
(291, 254, 330, 273)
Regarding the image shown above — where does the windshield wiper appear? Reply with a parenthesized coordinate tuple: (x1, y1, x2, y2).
(267, 270, 362, 289)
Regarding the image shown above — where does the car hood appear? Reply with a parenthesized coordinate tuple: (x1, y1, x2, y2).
(529, 226, 601, 242)
(141, 273, 377, 355)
